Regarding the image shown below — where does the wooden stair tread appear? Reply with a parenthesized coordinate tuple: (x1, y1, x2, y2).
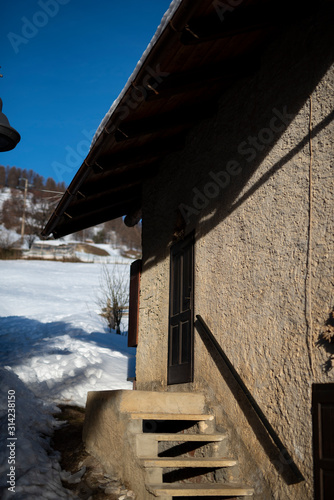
(148, 482, 254, 496)
(130, 412, 214, 421)
(141, 457, 237, 467)
(142, 433, 226, 442)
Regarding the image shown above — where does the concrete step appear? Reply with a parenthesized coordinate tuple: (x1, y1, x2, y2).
(129, 412, 214, 421)
(118, 390, 206, 414)
(148, 482, 254, 497)
(141, 457, 237, 468)
(85, 390, 207, 420)
(141, 433, 227, 442)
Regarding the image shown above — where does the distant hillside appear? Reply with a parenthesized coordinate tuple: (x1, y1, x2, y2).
(0, 165, 66, 193)
(0, 164, 66, 251)
(0, 166, 141, 256)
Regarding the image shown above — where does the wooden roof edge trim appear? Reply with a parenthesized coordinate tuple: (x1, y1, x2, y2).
(52, 198, 140, 239)
(89, 0, 202, 155)
(44, 0, 230, 239)
(41, 159, 93, 238)
(42, 1, 194, 239)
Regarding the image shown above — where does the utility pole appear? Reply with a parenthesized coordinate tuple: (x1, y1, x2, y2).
(20, 177, 28, 245)
(17, 180, 64, 246)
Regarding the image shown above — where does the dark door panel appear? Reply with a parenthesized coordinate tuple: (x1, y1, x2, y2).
(168, 233, 194, 385)
(313, 384, 334, 500)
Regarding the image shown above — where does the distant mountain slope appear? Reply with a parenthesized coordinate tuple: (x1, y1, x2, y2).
(0, 181, 141, 257)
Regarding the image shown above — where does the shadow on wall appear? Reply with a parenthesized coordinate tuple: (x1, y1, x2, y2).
(143, 1, 334, 269)
(195, 318, 303, 486)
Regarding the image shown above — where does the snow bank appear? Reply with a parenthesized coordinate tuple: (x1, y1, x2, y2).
(0, 188, 12, 209)
(0, 368, 71, 499)
(0, 260, 135, 498)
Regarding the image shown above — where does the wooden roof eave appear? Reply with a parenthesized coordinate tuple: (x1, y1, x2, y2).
(42, 0, 288, 239)
(41, 1, 195, 238)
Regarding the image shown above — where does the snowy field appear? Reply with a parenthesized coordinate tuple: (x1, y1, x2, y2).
(0, 259, 135, 499)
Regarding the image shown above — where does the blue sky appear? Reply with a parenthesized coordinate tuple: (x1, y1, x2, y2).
(1, 0, 171, 185)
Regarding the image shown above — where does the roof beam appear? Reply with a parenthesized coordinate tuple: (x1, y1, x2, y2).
(64, 183, 141, 218)
(52, 198, 139, 239)
(78, 163, 157, 198)
(95, 134, 186, 171)
(114, 102, 216, 142)
(180, 4, 291, 45)
(145, 55, 260, 102)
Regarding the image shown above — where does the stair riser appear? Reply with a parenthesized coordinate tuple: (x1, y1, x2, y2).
(138, 419, 215, 436)
(162, 468, 219, 486)
(137, 435, 228, 459)
(161, 438, 230, 461)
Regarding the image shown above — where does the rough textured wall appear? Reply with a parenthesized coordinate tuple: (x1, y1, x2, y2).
(136, 4, 334, 499)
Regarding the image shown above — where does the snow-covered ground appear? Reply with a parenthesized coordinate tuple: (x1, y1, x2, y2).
(0, 259, 135, 499)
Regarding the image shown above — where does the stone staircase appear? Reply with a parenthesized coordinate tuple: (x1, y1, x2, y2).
(83, 390, 254, 499)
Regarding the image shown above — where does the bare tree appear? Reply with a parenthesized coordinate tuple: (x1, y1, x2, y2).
(28, 195, 54, 234)
(104, 217, 142, 252)
(1, 190, 24, 232)
(0, 227, 20, 258)
(98, 264, 129, 334)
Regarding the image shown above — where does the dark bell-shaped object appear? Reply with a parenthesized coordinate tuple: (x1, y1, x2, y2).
(0, 98, 20, 152)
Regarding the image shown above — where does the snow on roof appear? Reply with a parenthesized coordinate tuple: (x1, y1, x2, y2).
(91, 0, 183, 148)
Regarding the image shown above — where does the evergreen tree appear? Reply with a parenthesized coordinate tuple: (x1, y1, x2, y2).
(0, 166, 5, 187)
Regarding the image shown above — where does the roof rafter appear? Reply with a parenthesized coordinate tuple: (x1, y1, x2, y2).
(95, 134, 186, 171)
(114, 101, 217, 142)
(144, 55, 260, 103)
(180, 2, 297, 45)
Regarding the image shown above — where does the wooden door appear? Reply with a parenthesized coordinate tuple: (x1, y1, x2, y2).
(312, 383, 334, 500)
(168, 233, 194, 385)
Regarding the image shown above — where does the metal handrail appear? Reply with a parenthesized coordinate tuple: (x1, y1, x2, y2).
(195, 314, 304, 482)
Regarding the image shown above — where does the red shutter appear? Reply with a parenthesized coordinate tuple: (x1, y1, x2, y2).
(128, 259, 142, 347)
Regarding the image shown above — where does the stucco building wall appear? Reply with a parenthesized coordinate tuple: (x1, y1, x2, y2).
(136, 6, 333, 499)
